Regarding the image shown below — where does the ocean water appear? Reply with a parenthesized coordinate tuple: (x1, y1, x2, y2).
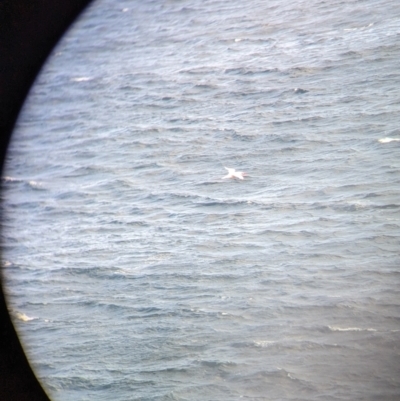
(2, 0, 400, 400)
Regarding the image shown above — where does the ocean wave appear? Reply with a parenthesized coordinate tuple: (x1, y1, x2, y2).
(14, 312, 36, 322)
(71, 76, 93, 82)
(378, 137, 400, 143)
(328, 326, 377, 332)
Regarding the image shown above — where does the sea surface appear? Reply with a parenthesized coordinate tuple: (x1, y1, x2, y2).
(2, 0, 400, 400)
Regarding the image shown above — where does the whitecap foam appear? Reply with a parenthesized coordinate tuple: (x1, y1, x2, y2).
(328, 326, 376, 332)
(254, 340, 276, 347)
(71, 77, 92, 82)
(15, 312, 36, 322)
(378, 137, 400, 143)
(2, 176, 20, 182)
(28, 180, 42, 189)
(344, 22, 374, 31)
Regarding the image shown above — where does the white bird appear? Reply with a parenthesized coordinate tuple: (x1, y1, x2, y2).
(222, 167, 247, 180)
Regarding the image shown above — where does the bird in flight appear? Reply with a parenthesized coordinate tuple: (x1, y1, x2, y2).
(222, 167, 247, 180)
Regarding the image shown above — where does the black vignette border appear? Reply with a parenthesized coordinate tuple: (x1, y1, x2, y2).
(0, 1, 93, 400)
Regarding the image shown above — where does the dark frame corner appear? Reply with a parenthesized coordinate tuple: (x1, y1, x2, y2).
(0, 1, 93, 399)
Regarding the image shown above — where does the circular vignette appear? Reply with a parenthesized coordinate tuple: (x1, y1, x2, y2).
(0, 1, 93, 400)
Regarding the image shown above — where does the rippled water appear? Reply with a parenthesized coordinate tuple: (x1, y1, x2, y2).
(2, 0, 400, 400)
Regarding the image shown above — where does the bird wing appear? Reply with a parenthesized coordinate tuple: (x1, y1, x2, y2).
(234, 172, 244, 179)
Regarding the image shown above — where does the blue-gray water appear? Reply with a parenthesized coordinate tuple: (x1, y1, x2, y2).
(2, 0, 400, 400)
